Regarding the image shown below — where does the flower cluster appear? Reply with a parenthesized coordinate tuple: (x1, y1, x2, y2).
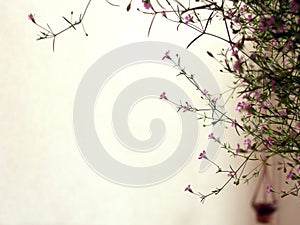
(143, 0, 300, 199)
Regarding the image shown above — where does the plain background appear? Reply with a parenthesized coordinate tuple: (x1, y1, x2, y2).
(0, 0, 299, 224)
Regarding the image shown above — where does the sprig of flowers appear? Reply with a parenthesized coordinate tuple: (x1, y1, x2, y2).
(28, 0, 92, 51)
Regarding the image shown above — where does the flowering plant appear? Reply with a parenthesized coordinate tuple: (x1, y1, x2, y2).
(29, 0, 300, 200)
(133, 0, 300, 200)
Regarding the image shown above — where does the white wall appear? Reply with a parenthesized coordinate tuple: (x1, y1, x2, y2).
(0, 0, 298, 224)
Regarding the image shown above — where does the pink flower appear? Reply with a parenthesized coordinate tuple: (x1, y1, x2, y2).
(142, 0, 152, 10)
(183, 102, 191, 112)
(198, 150, 206, 159)
(246, 14, 252, 23)
(232, 49, 238, 56)
(201, 89, 208, 95)
(212, 96, 218, 104)
(28, 13, 35, 23)
(233, 58, 242, 71)
(291, 0, 300, 12)
(266, 17, 275, 26)
(235, 102, 243, 111)
(244, 138, 252, 150)
(289, 129, 296, 136)
(263, 137, 275, 149)
(228, 171, 234, 177)
(272, 39, 278, 46)
(159, 92, 166, 99)
(184, 14, 193, 25)
(236, 101, 252, 113)
(161, 11, 166, 17)
(253, 90, 261, 100)
(286, 169, 293, 180)
(258, 125, 265, 132)
(278, 109, 286, 116)
(236, 143, 241, 155)
(240, 4, 247, 12)
(259, 99, 271, 110)
(231, 120, 237, 128)
(208, 133, 214, 139)
(266, 185, 273, 194)
(225, 9, 234, 18)
(184, 184, 193, 192)
(162, 50, 170, 60)
(233, 16, 239, 23)
(258, 17, 275, 30)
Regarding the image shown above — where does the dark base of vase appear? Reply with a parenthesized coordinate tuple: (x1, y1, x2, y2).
(256, 214, 273, 223)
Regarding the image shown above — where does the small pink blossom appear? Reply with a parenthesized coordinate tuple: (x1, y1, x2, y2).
(142, 0, 152, 10)
(258, 125, 265, 132)
(201, 89, 208, 95)
(266, 185, 273, 194)
(198, 150, 206, 159)
(225, 9, 234, 18)
(231, 120, 237, 128)
(162, 50, 170, 60)
(258, 24, 266, 31)
(183, 102, 191, 112)
(233, 16, 239, 23)
(28, 13, 36, 23)
(212, 96, 218, 104)
(283, 40, 293, 51)
(233, 58, 242, 71)
(259, 99, 271, 110)
(266, 17, 275, 26)
(242, 91, 251, 99)
(208, 133, 214, 139)
(228, 171, 234, 177)
(184, 14, 193, 25)
(286, 169, 293, 180)
(263, 136, 275, 149)
(244, 138, 252, 150)
(184, 184, 192, 192)
(289, 129, 296, 136)
(236, 101, 252, 113)
(253, 90, 261, 100)
(232, 49, 238, 56)
(240, 4, 248, 12)
(272, 39, 278, 46)
(278, 109, 286, 116)
(246, 14, 252, 23)
(159, 92, 166, 99)
(161, 11, 166, 17)
(236, 143, 241, 154)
